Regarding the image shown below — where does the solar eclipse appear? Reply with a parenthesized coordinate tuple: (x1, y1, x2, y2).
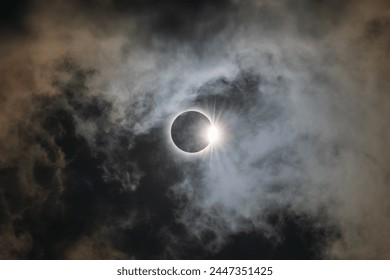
(170, 110, 220, 154)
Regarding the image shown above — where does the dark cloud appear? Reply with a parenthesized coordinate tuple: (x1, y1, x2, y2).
(286, 0, 352, 37)
(0, 0, 32, 37)
(49, 0, 235, 46)
(365, 17, 390, 40)
(111, 0, 232, 37)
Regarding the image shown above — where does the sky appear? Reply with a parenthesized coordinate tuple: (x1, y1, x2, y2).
(0, 0, 389, 259)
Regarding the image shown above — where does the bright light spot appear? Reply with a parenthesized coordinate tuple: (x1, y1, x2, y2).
(207, 125, 220, 144)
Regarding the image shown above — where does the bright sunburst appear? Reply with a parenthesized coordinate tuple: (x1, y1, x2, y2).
(207, 125, 220, 144)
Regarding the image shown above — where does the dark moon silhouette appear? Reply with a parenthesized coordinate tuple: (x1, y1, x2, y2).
(171, 111, 212, 153)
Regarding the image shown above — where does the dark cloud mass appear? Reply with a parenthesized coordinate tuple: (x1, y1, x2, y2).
(0, 0, 389, 259)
